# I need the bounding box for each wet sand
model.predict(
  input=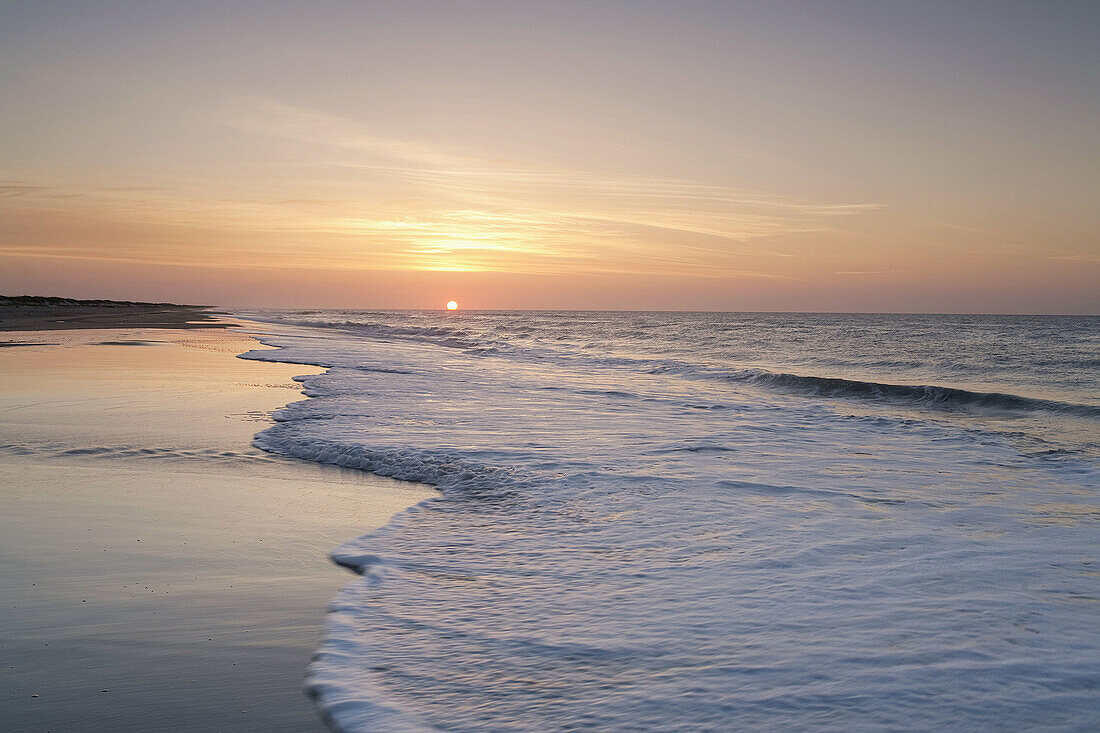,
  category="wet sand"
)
[0,323,436,732]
